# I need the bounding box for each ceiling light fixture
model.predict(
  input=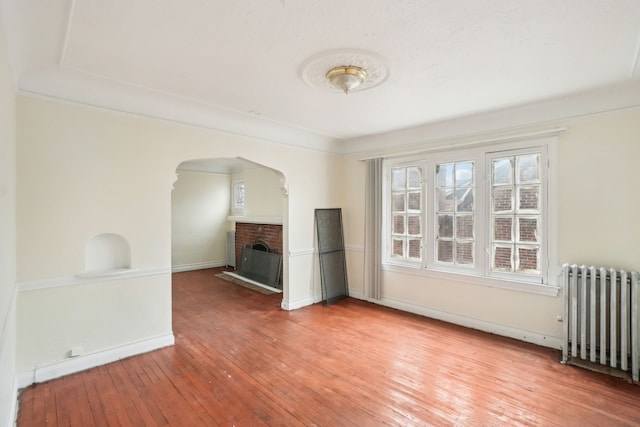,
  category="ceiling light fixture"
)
[326,66,368,94]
